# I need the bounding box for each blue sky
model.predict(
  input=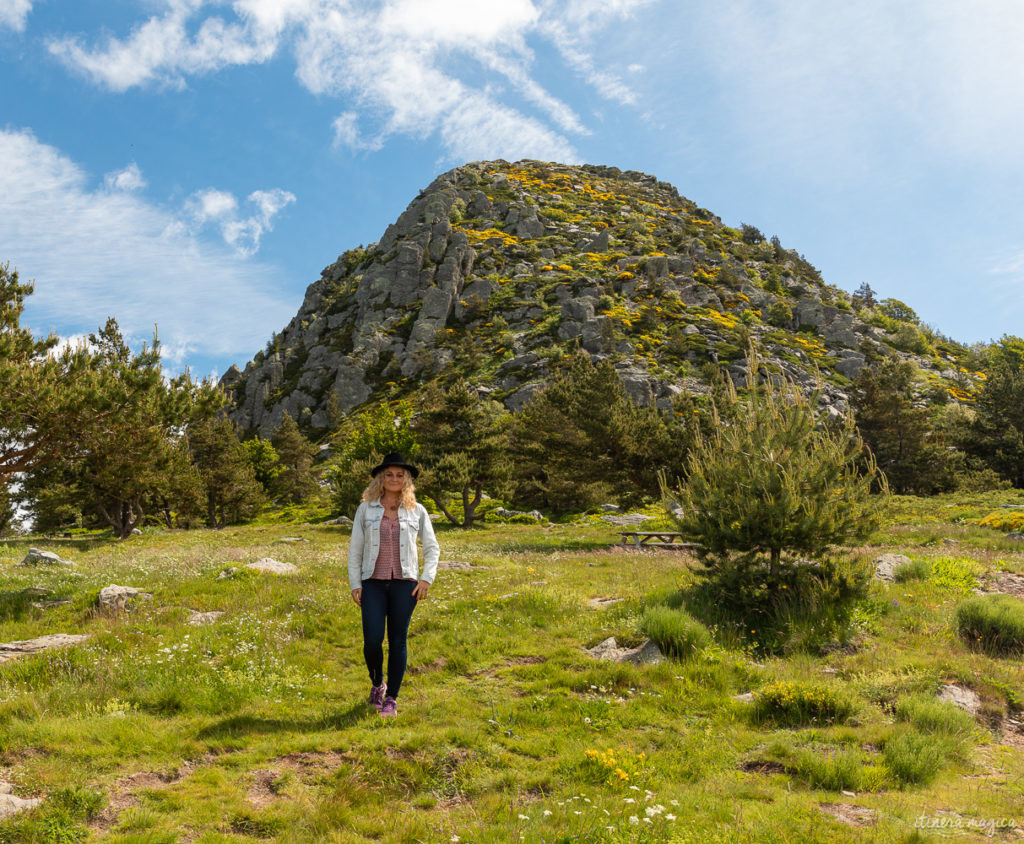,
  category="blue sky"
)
[3,0,1024,379]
